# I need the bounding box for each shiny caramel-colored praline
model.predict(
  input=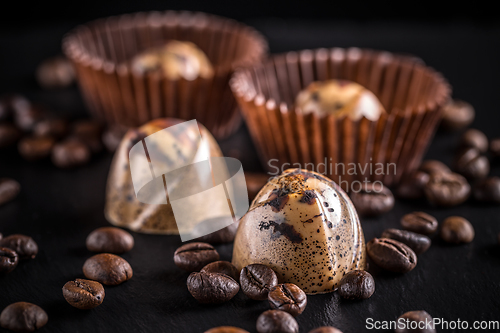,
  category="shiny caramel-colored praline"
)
[104,118,223,234]
[232,169,366,294]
